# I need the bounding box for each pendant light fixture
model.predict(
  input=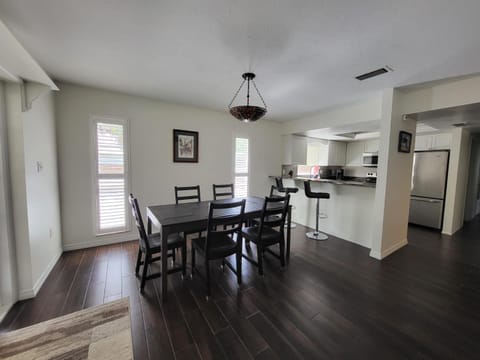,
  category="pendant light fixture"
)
[228,72,267,122]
